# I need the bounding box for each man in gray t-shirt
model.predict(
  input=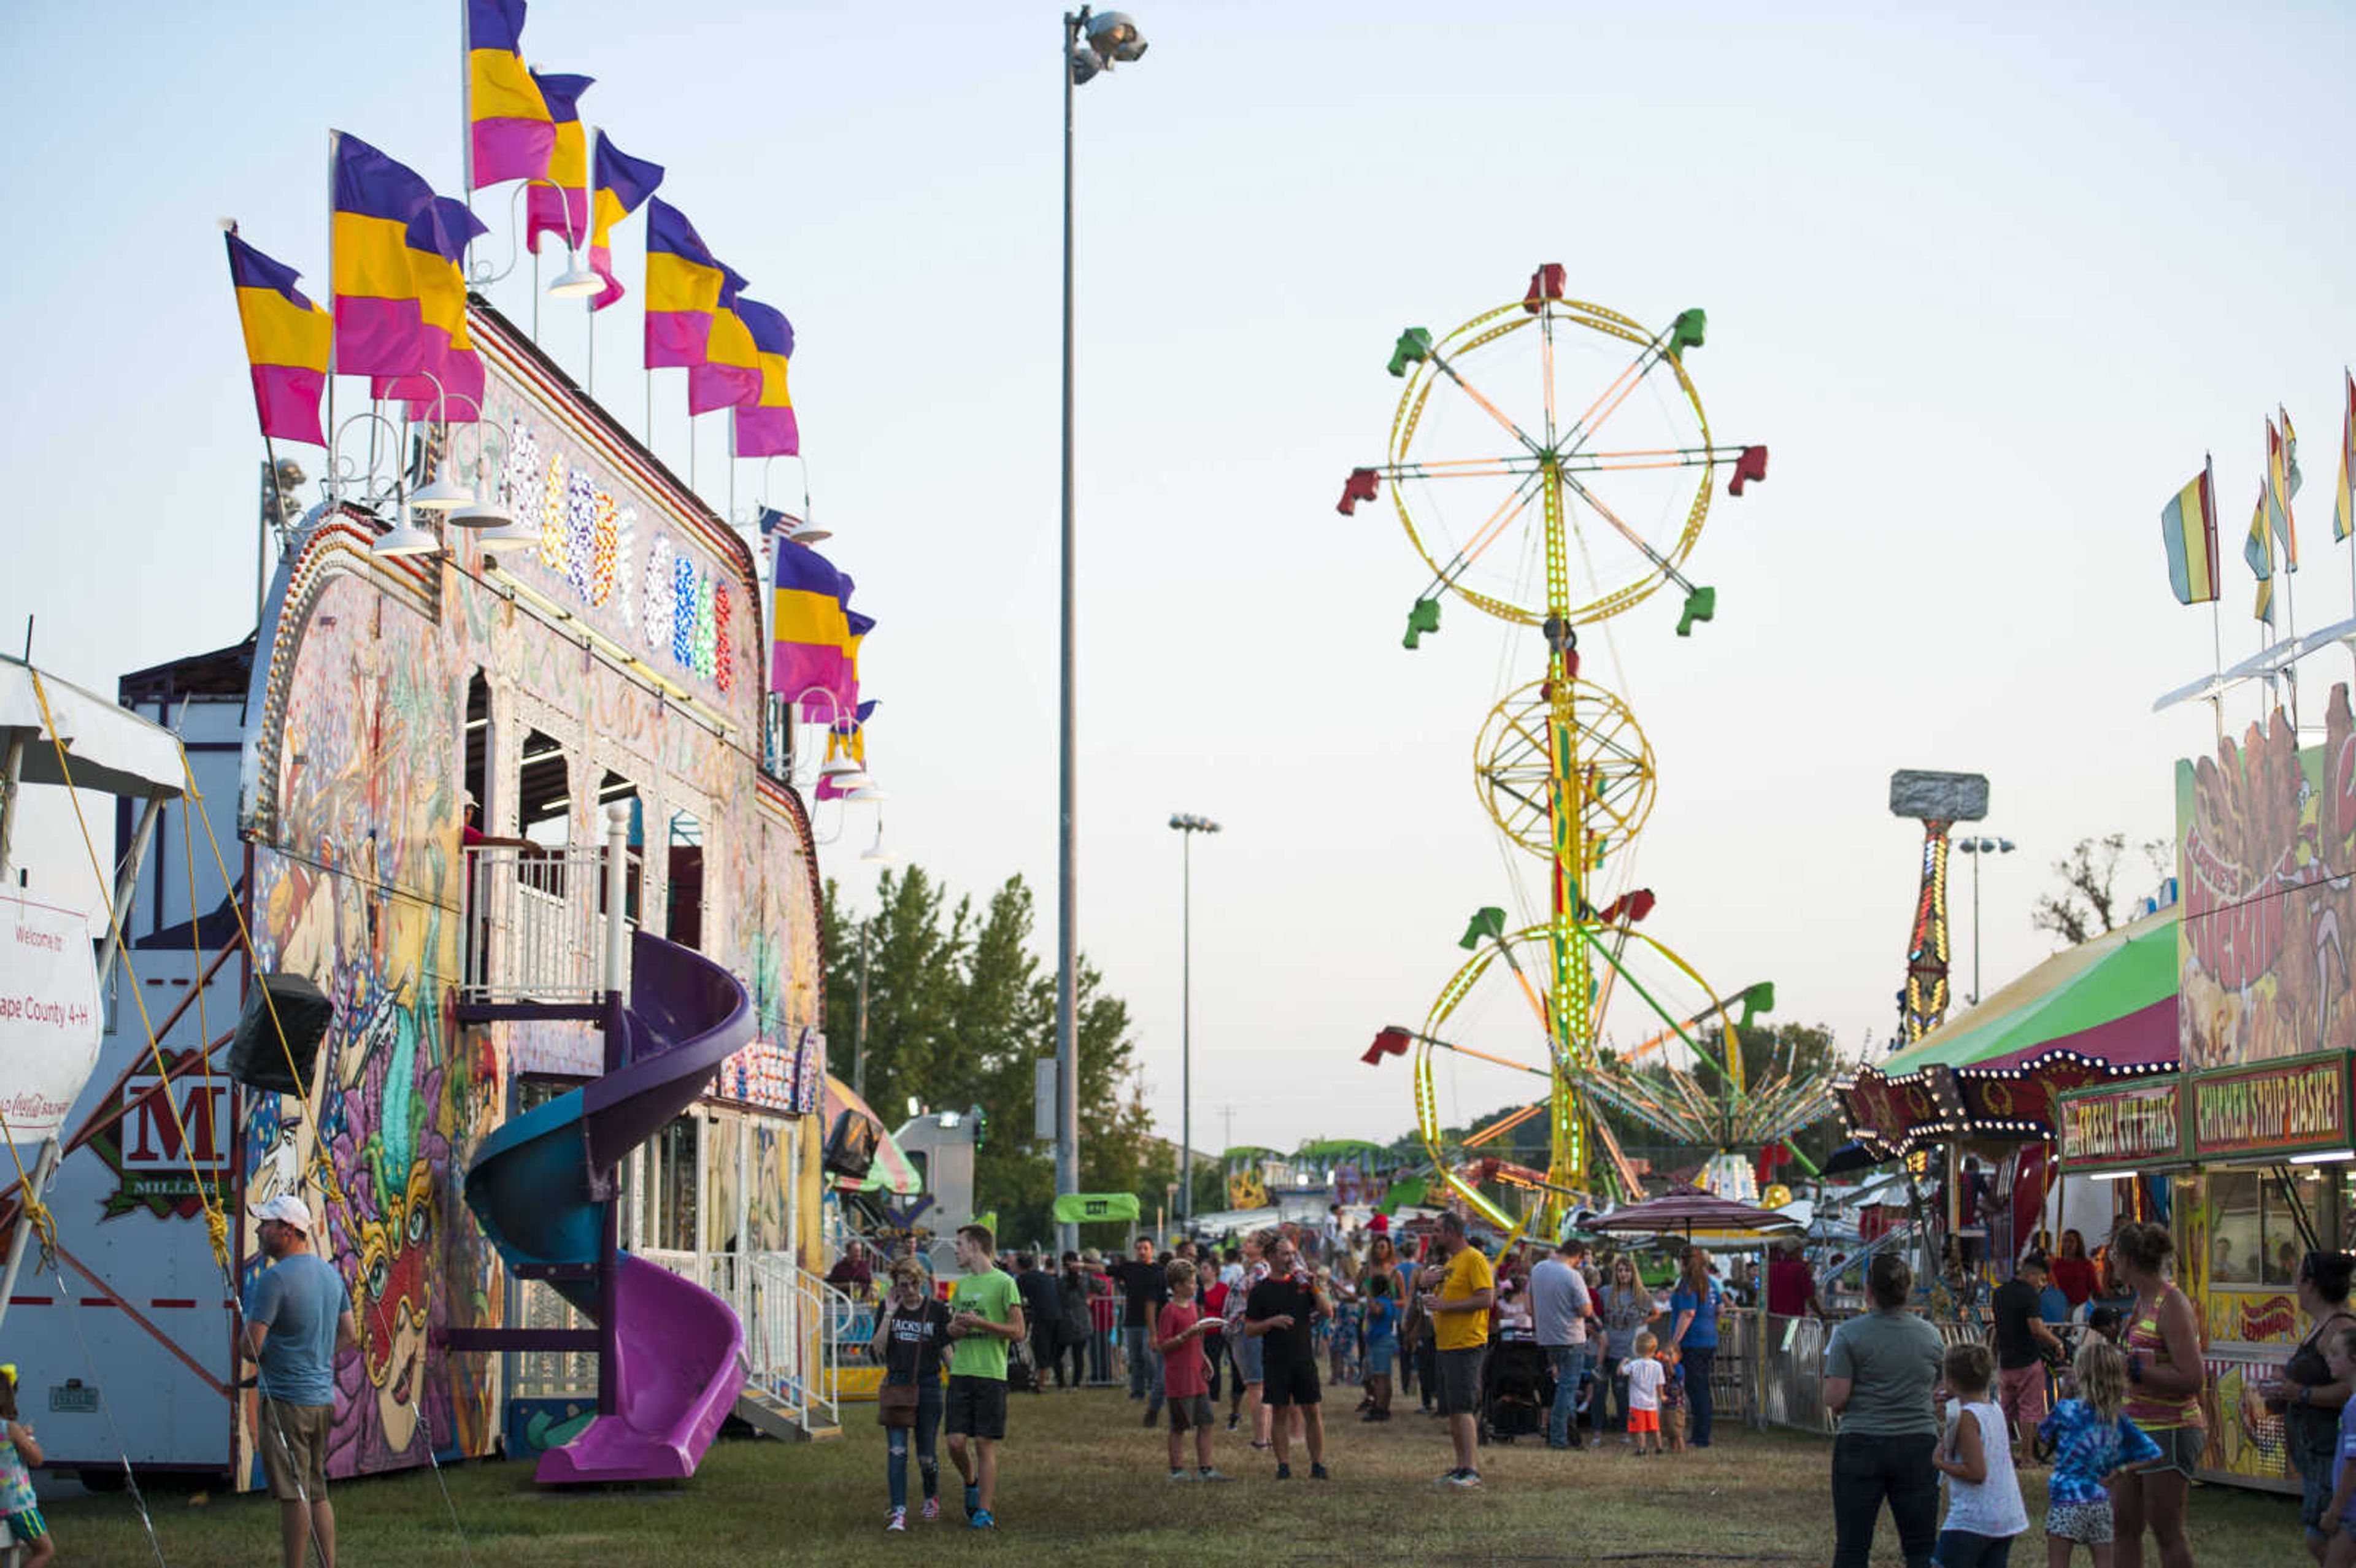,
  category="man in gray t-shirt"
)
[1528,1240,1593,1450]
[242,1194,356,1568]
